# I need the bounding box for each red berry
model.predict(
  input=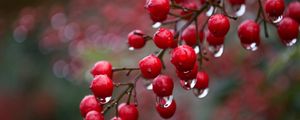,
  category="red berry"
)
[277,17,299,44]
[176,63,198,80]
[152,75,174,97]
[228,0,245,5]
[155,100,176,119]
[208,14,230,37]
[79,95,102,117]
[206,31,225,46]
[286,1,300,23]
[90,75,114,99]
[238,20,260,45]
[264,0,285,17]
[181,25,204,46]
[145,0,170,22]
[171,45,197,71]
[128,30,145,49]
[153,28,174,49]
[90,61,112,78]
[180,2,198,20]
[118,103,139,120]
[194,71,209,89]
[139,54,162,79]
[85,111,104,120]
